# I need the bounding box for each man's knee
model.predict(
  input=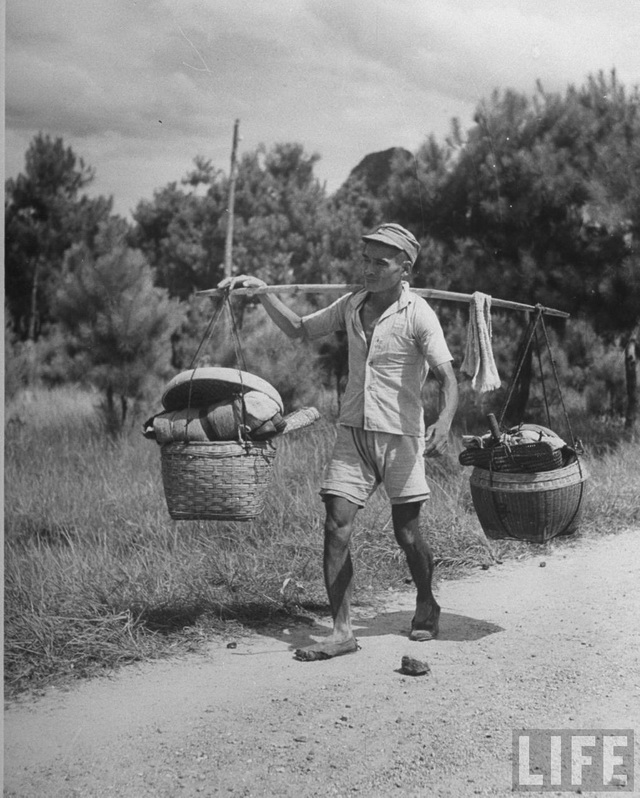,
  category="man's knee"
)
[324,513,353,550]
[392,502,422,548]
[324,497,358,550]
[395,527,424,552]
